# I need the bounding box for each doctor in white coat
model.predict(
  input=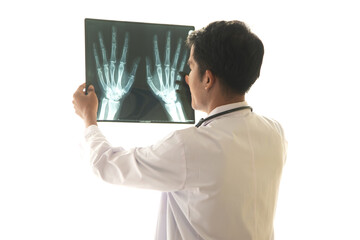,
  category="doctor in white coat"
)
[73,20,287,240]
